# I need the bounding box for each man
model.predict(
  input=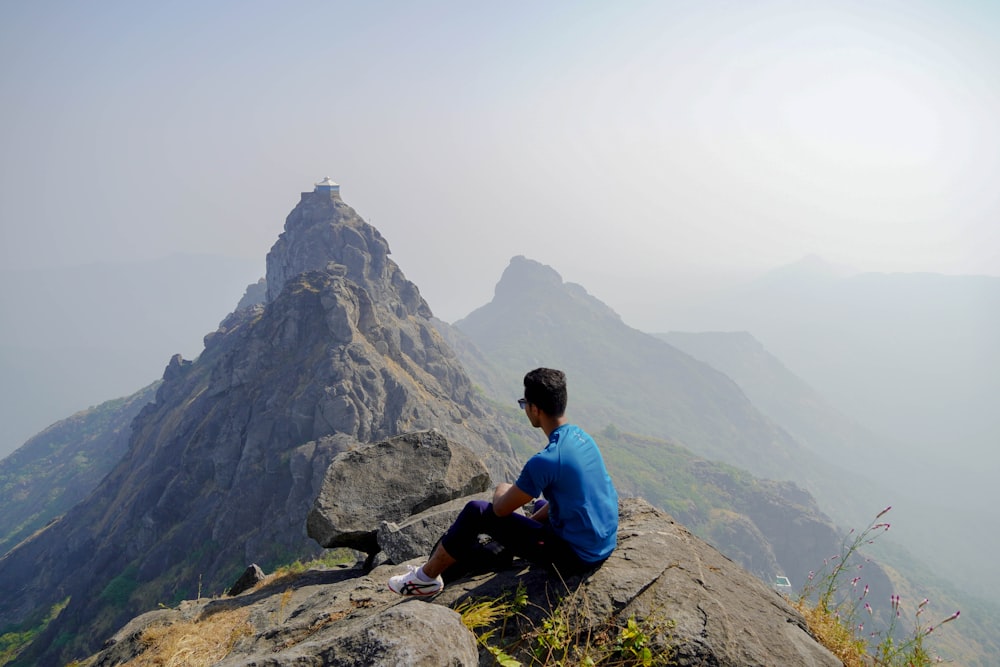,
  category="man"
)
[388,368,619,596]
